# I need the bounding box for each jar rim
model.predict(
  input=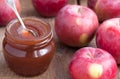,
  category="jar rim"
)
[5,17,53,45]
